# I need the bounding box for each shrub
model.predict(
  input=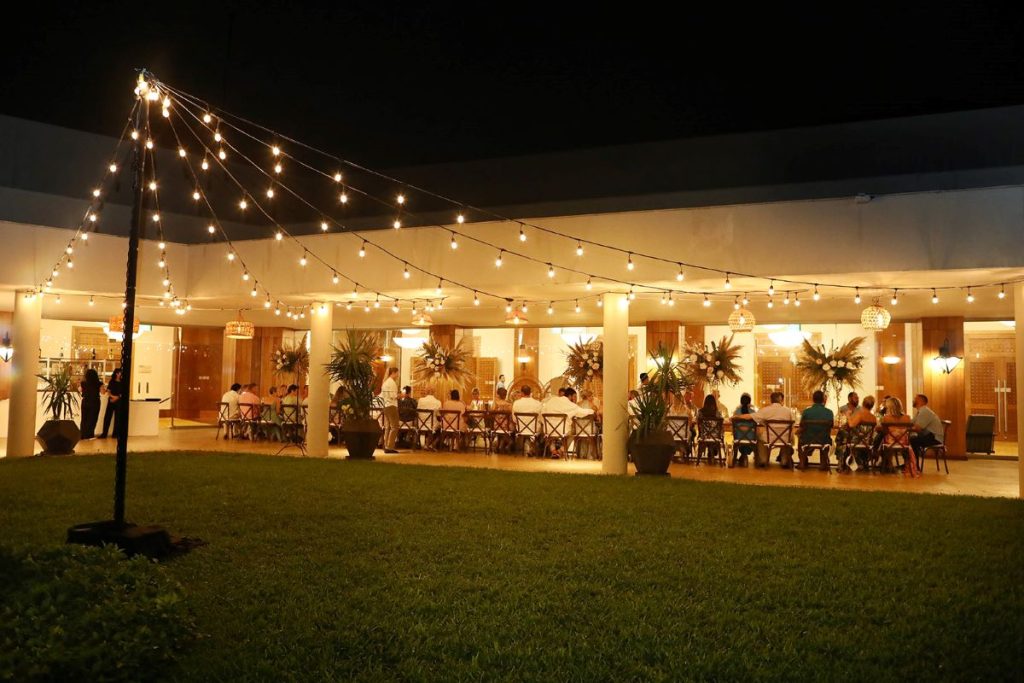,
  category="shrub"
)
[0,544,195,682]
